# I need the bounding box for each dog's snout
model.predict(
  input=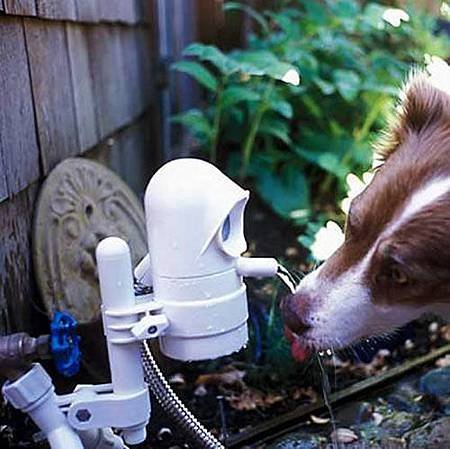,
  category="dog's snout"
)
[281,293,312,335]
